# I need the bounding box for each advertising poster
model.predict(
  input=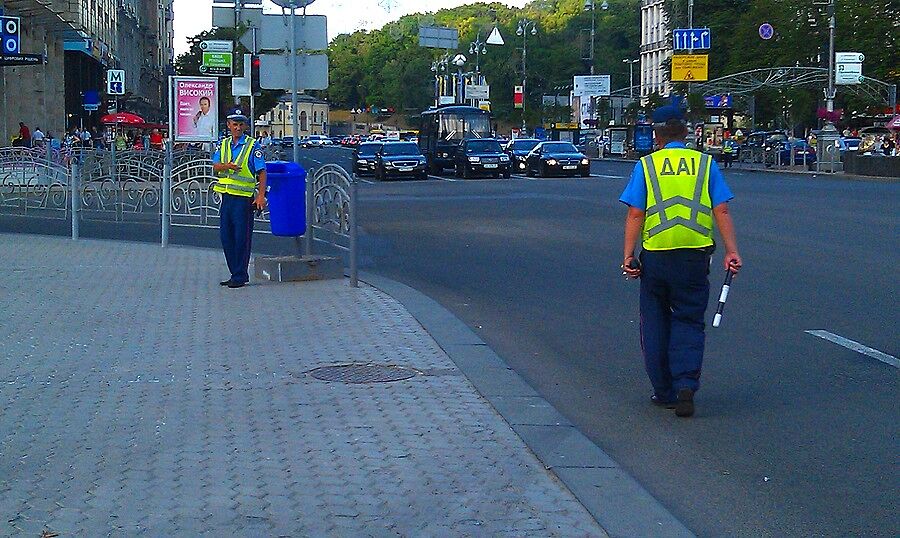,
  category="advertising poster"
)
[173,77,218,142]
